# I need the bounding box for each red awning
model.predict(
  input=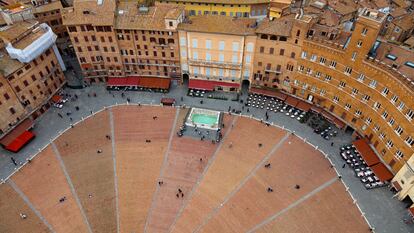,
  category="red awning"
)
[189,79,239,91]
[250,87,287,101]
[81,63,92,69]
[5,131,35,152]
[0,119,34,146]
[311,106,323,113]
[107,77,170,89]
[409,207,414,217]
[51,95,62,103]
[161,98,175,105]
[107,77,128,86]
[296,100,312,112]
[353,139,380,166]
[139,77,170,89]
[370,163,394,181]
[333,117,346,129]
[285,96,299,107]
